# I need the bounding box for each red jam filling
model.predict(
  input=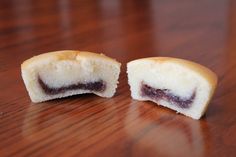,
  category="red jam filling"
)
[38,76,106,95]
[141,83,196,108]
